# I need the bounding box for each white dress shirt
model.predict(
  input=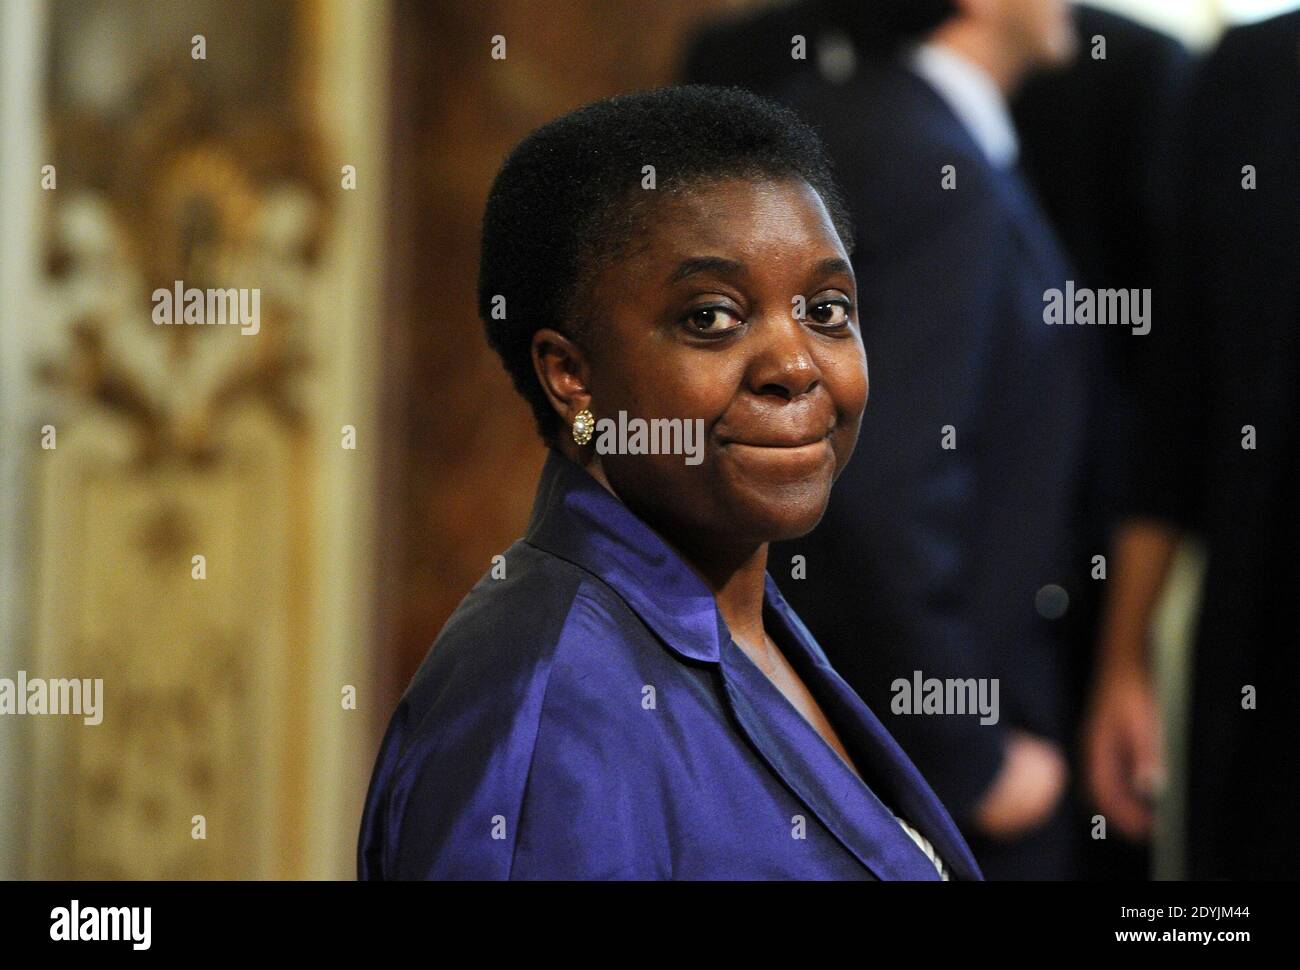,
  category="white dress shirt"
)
[906,41,1020,169]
